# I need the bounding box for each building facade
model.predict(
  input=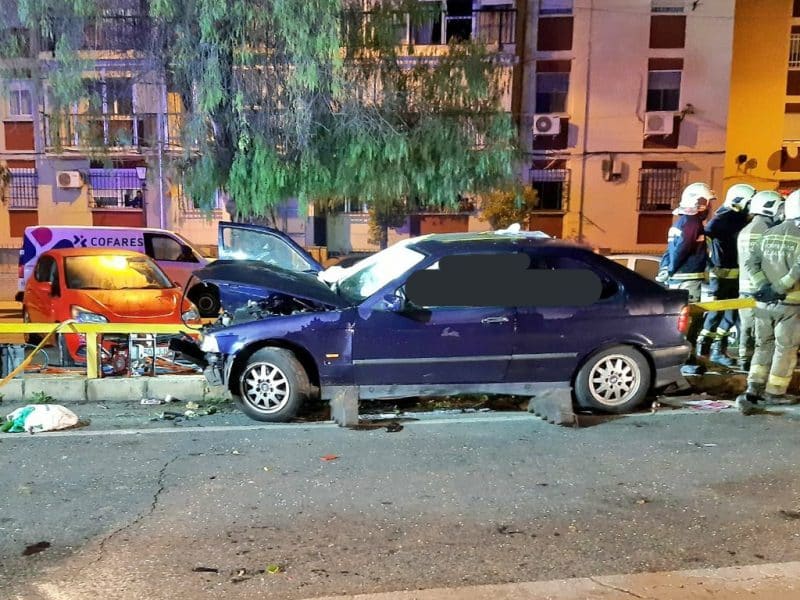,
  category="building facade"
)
[724,0,800,197]
[519,0,735,252]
